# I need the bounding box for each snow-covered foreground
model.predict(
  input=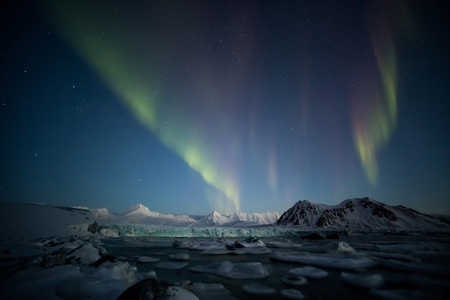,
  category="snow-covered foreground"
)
[1,234,449,299]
